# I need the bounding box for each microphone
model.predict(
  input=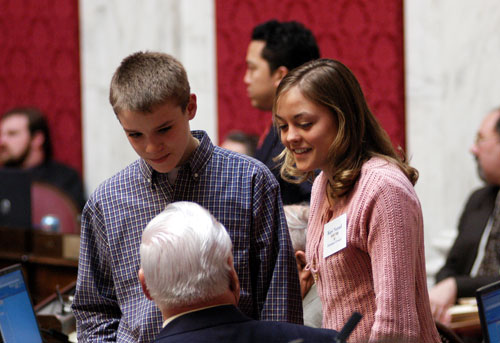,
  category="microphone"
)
[334,311,362,343]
